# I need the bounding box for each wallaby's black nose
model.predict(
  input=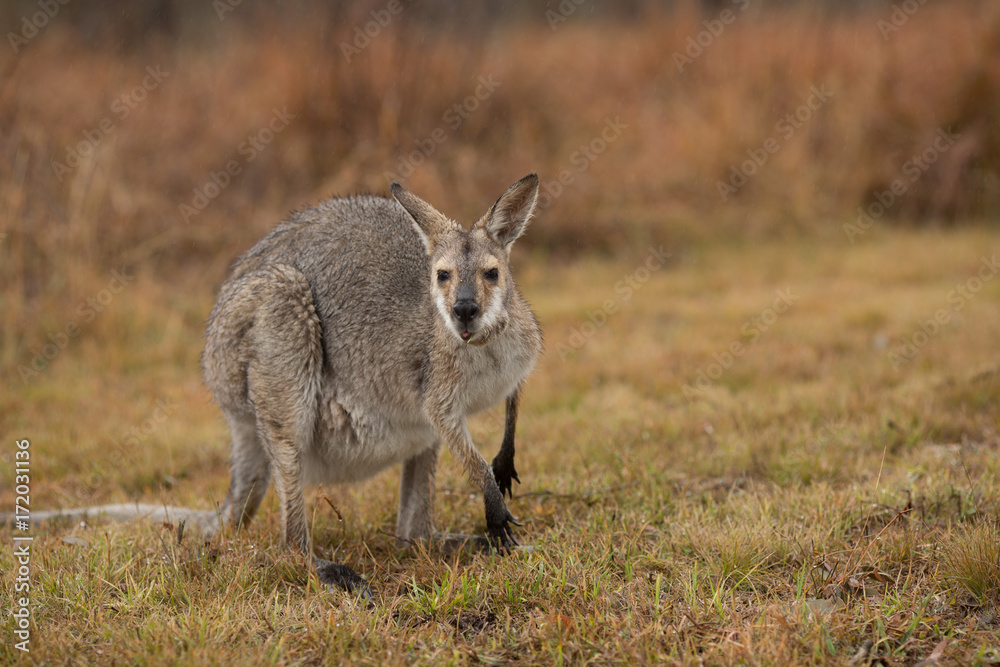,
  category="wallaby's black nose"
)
[453,300,479,324]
